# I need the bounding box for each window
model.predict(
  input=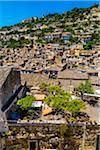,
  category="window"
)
[29,140,39,150]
